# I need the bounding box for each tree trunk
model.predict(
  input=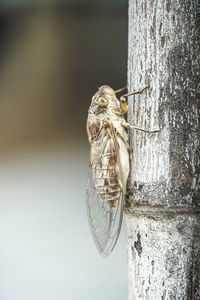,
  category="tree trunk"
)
[126,0,200,299]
